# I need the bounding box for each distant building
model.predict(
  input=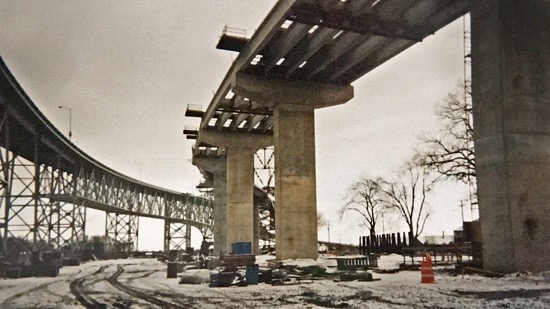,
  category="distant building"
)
[454,220,482,244]
[419,234,454,245]
[454,220,483,261]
